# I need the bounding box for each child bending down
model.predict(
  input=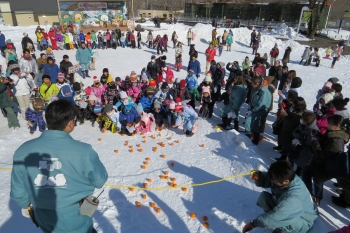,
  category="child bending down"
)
[25,98,46,134]
[174,103,198,137]
[119,104,141,136]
